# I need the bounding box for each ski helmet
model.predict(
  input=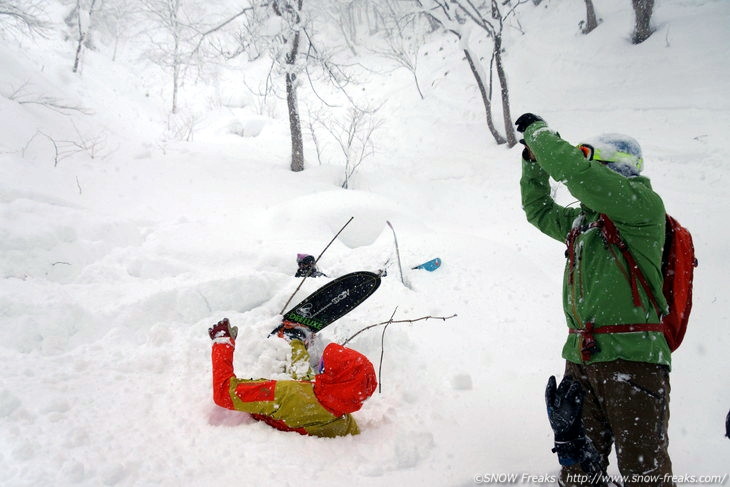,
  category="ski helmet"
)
[578,133,644,177]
